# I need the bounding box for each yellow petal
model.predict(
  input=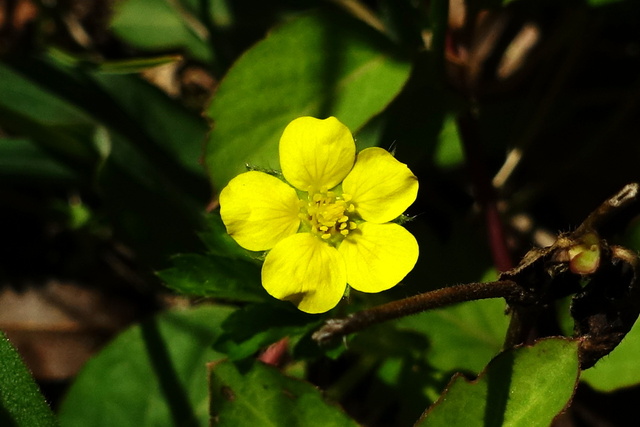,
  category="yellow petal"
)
[279,117,355,192]
[219,171,300,251]
[338,222,418,293]
[342,147,418,223]
[262,233,347,313]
